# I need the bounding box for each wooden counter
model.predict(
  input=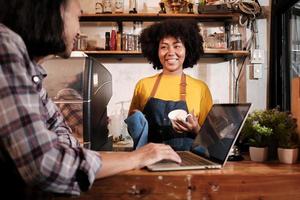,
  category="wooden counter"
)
[55,160,300,200]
